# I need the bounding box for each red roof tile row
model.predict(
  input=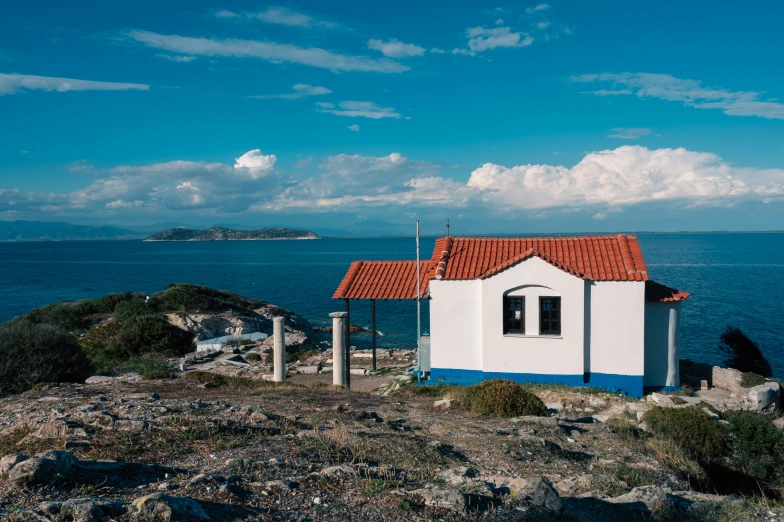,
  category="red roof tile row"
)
[432,235,649,281]
[333,234,688,301]
[645,281,690,303]
[332,260,433,300]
